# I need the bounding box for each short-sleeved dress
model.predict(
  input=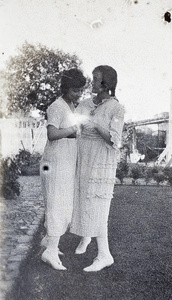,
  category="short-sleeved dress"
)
[40,97,77,237]
[70,97,124,237]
